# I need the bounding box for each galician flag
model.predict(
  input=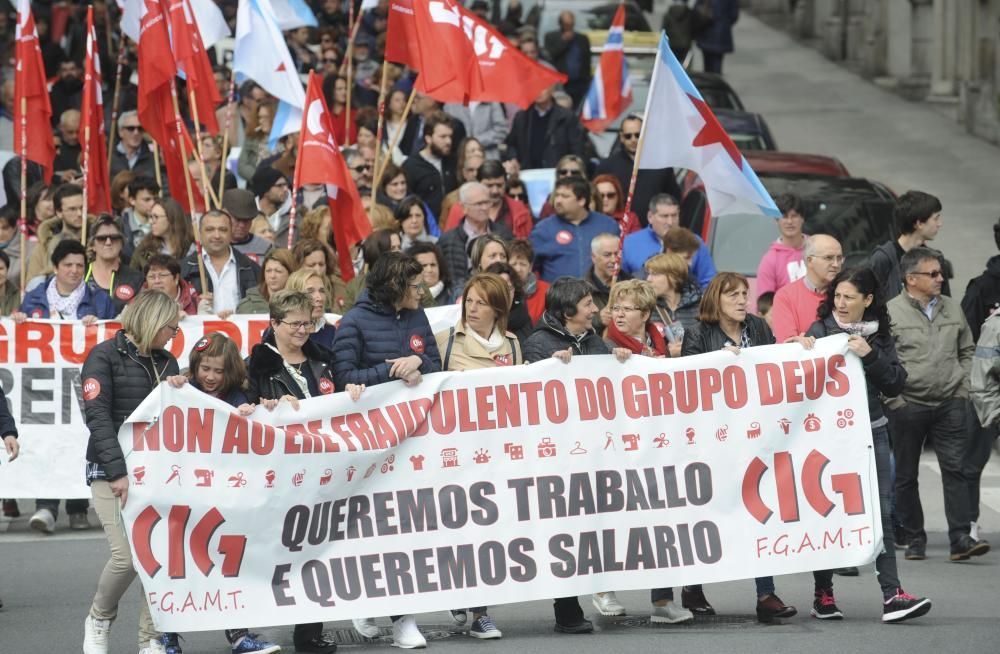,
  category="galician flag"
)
[581,3,632,133]
[638,34,778,218]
